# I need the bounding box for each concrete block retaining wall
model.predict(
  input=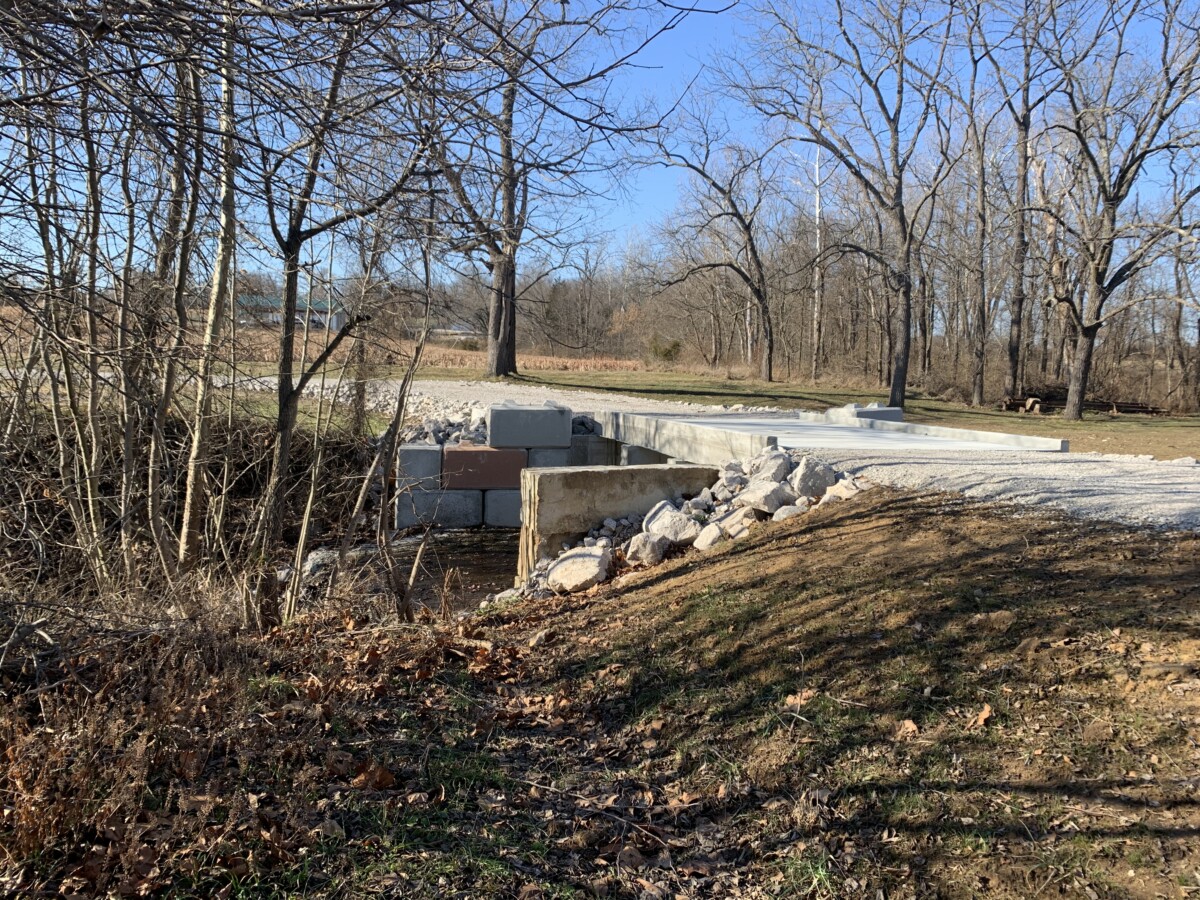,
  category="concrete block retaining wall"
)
[398,403,627,530]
